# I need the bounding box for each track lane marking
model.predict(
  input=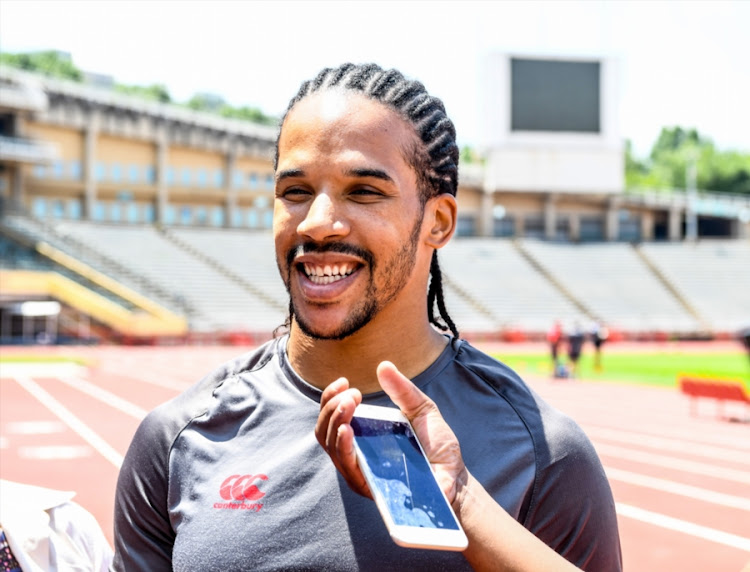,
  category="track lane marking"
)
[19,445,92,460]
[596,443,750,484]
[606,467,750,511]
[616,502,750,552]
[93,364,190,392]
[5,420,66,435]
[58,376,148,419]
[12,376,123,468]
[585,425,750,464]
